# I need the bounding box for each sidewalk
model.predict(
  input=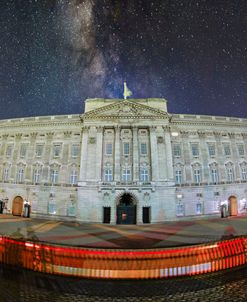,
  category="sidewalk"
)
[0,214,246,249]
